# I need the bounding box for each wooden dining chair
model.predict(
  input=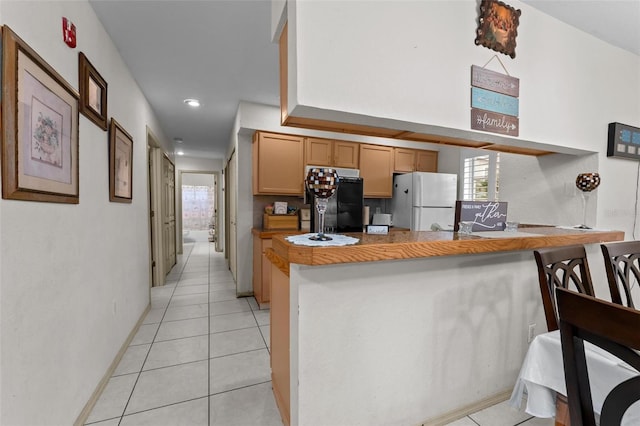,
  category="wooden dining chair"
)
[601,241,639,308]
[534,245,595,332]
[556,288,640,426]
